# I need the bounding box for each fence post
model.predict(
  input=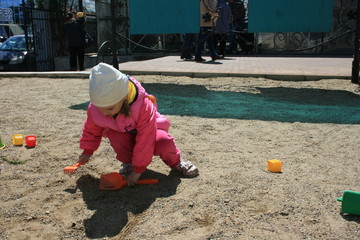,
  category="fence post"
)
[111,0,118,69]
[351,0,360,84]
